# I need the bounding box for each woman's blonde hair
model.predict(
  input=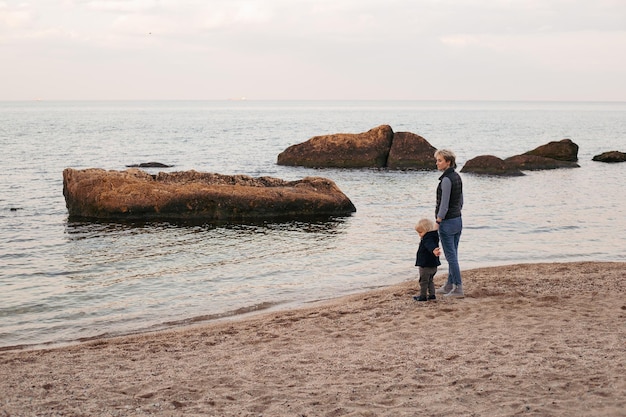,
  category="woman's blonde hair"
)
[415,218,435,233]
[434,149,457,168]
